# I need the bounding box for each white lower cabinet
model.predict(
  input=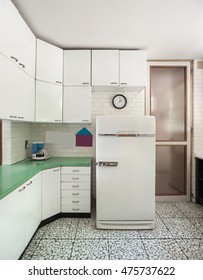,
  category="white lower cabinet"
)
[61,167,91,213]
[0,173,41,260]
[41,167,61,220]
